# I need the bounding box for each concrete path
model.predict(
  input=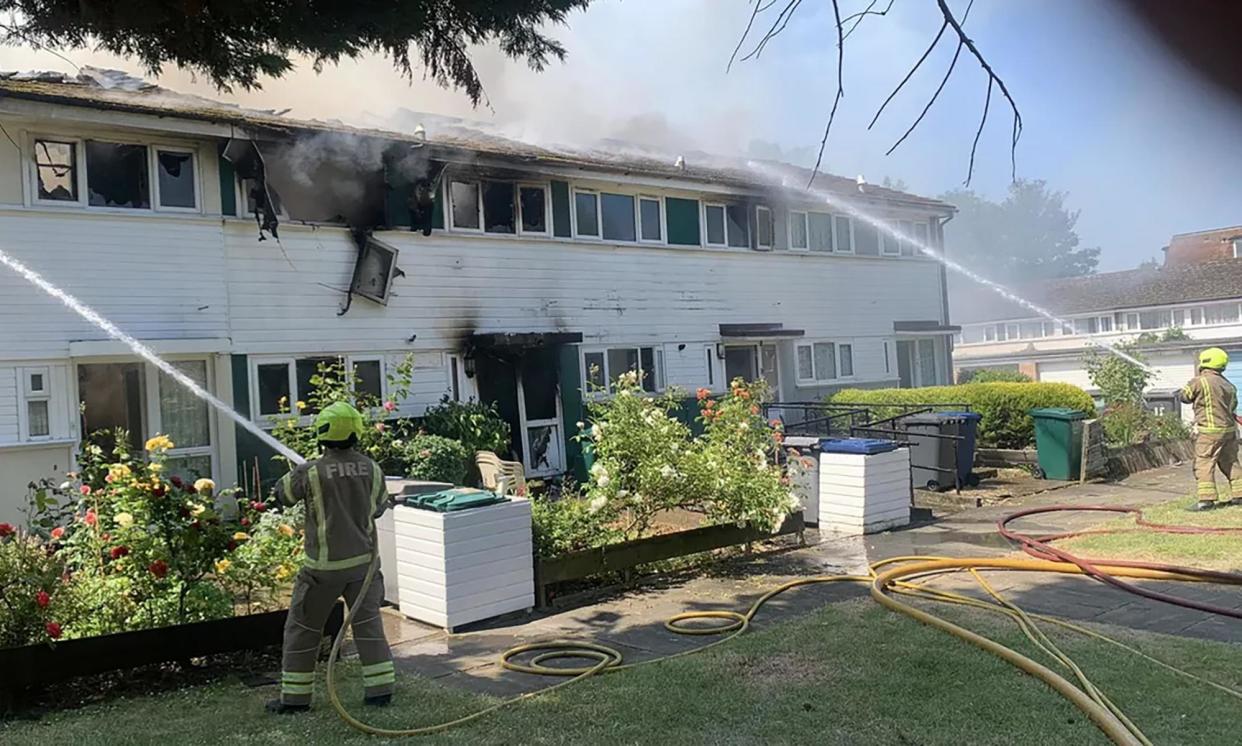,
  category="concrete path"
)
[376,464,1242,698]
